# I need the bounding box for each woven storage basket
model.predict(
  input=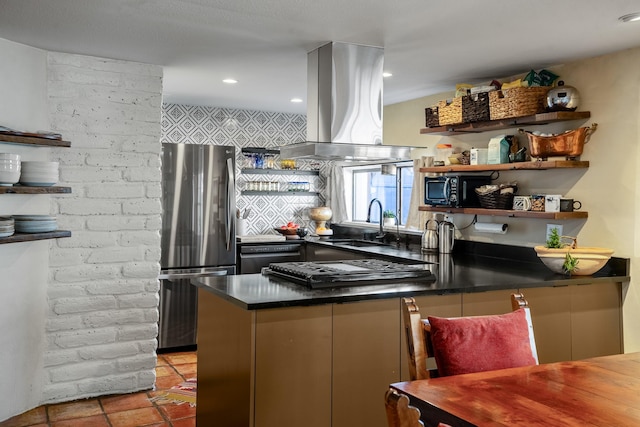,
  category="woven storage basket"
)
[489,87,550,120]
[425,106,439,127]
[462,92,491,123]
[438,98,463,126]
[476,186,517,210]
